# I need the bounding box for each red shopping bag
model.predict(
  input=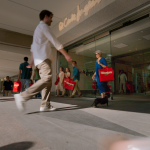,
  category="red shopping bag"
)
[92,81,97,89]
[99,67,114,82]
[108,84,112,93]
[13,80,21,92]
[63,78,75,91]
[55,77,59,85]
